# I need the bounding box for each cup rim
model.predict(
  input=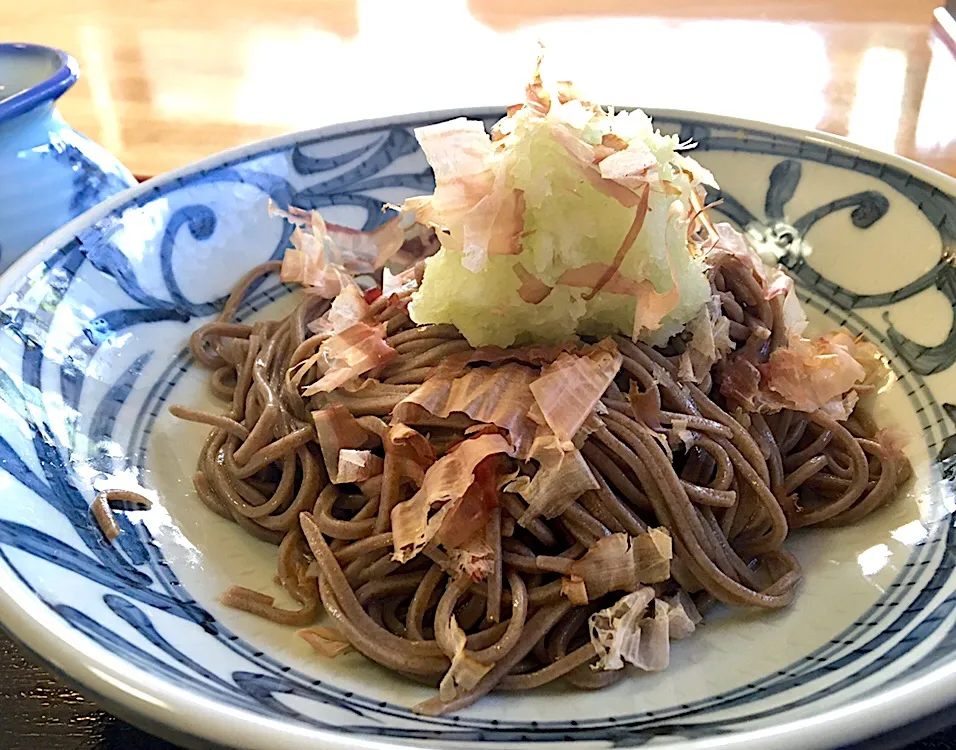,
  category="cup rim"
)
[0,42,79,126]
